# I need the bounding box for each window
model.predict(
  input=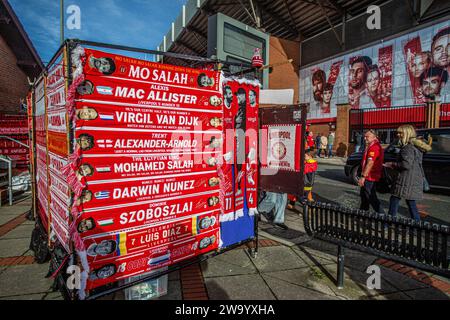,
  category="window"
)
[223,23,265,62]
[430,134,450,155]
